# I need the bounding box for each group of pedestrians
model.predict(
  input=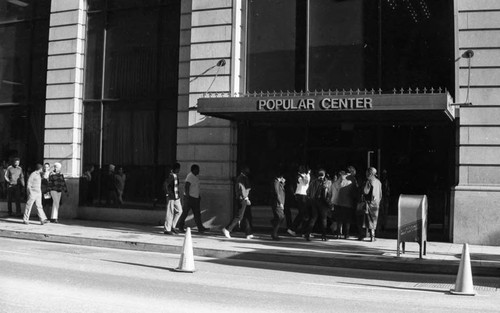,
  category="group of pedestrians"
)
[285,165,383,241]
[219,164,383,242]
[162,163,209,235]
[2,158,68,225]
